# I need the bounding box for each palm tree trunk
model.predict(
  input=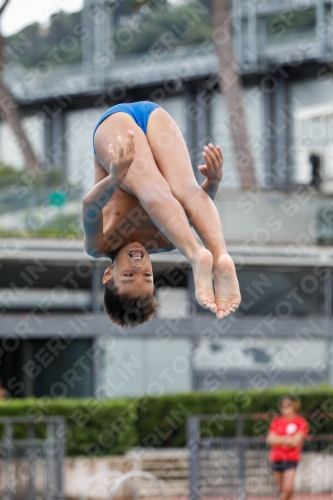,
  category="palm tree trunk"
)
[212,0,256,188]
[0,0,38,171]
[0,83,37,171]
